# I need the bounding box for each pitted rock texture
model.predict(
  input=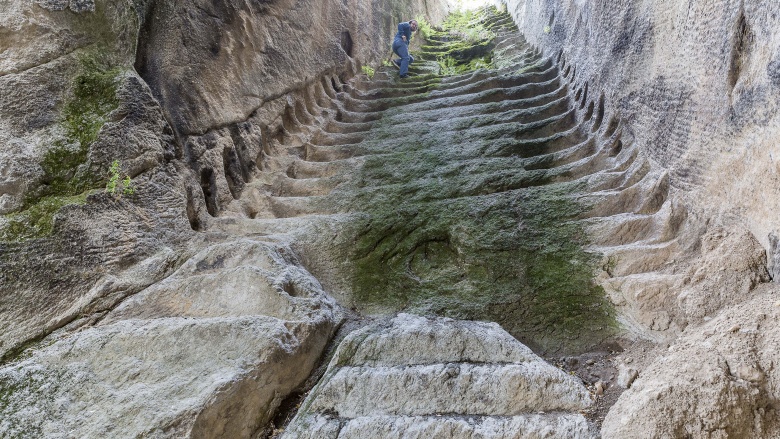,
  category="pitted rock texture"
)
[602,285,780,438]
[0,239,341,438]
[504,0,780,339]
[281,314,594,439]
[136,0,452,137]
[0,0,452,361]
